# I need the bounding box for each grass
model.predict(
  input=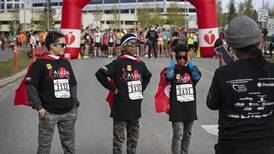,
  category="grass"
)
[0,48,32,79]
